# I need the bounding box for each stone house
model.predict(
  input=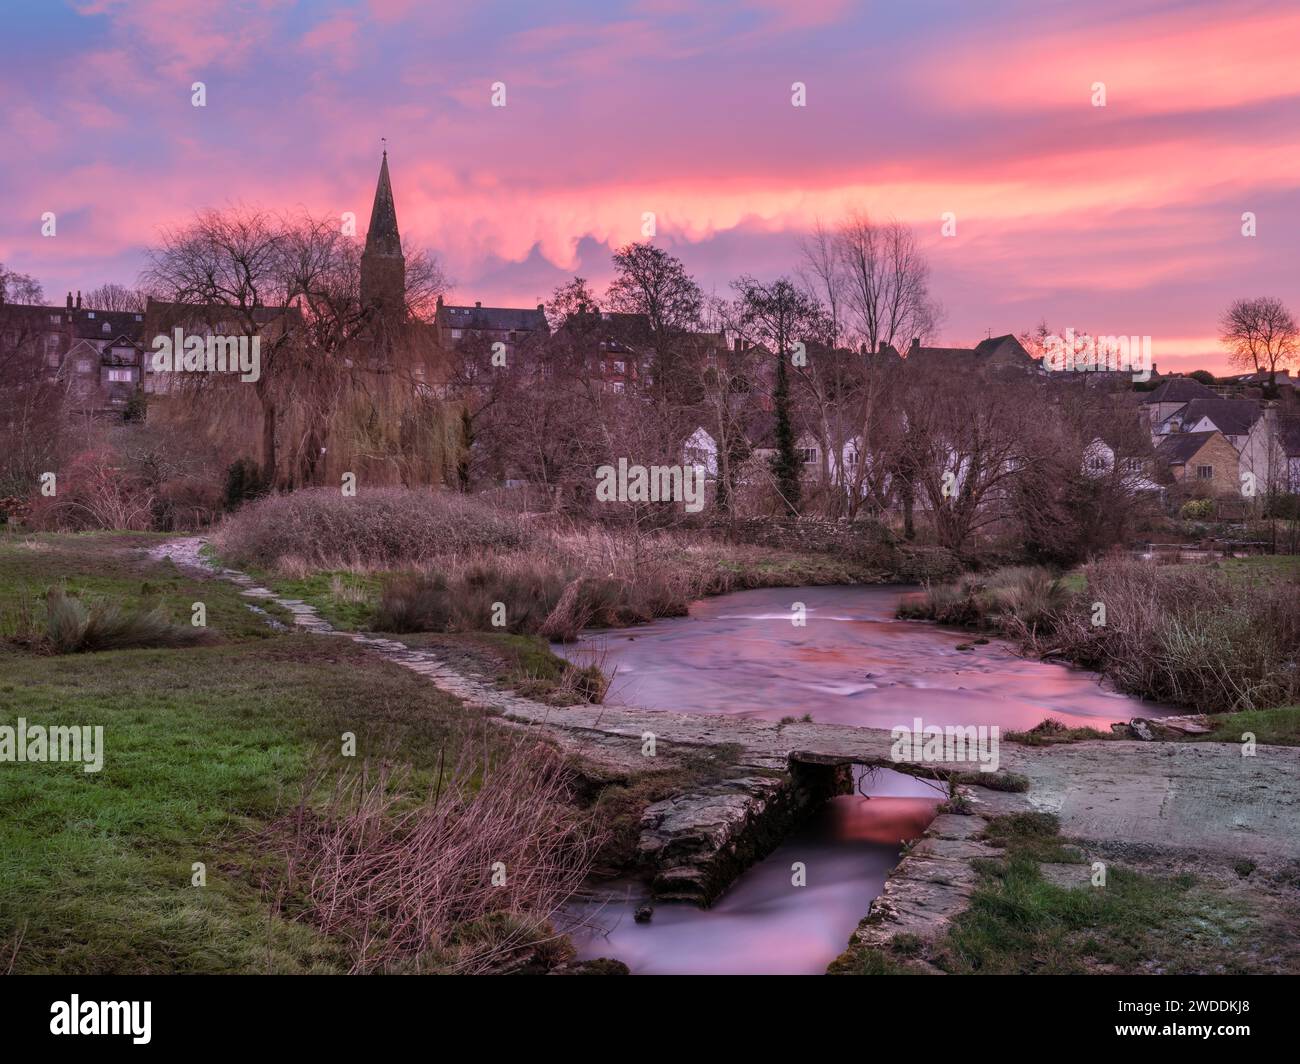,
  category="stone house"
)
[1153,430,1241,495]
